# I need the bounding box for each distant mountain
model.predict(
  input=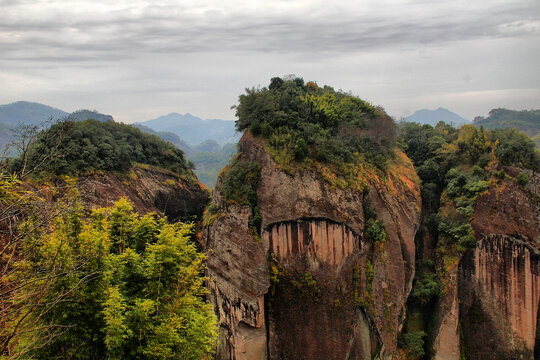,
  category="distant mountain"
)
[0,101,68,127]
[191,139,221,153]
[132,123,236,187]
[473,108,540,138]
[403,108,470,127]
[187,143,237,188]
[132,124,192,154]
[0,102,115,156]
[66,109,113,123]
[0,123,16,156]
[138,113,239,146]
